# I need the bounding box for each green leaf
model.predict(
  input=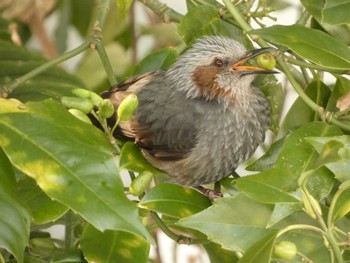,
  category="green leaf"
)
[267,203,303,228]
[178,194,273,252]
[275,122,342,175]
[81,224,150,263]
[238,231,277,263]
[250,25,350,70]
[115,0,133,20]
[0,99,152,243]
[140,183,211,218]
[279,81,331,138]
[246,138,284,171]
[119,142,164,175]
[17,176,68,224]
[0,40,85,101]
[326,77,350,111]
[307,136,350,182]
[275,122,341,199]
[203,242,239,263]
[177,5,244,45]
[0,148,30,263]
[332,186,350,223]
[236,168,300,204]
[133,47,178,75]
[301,0,350,25]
